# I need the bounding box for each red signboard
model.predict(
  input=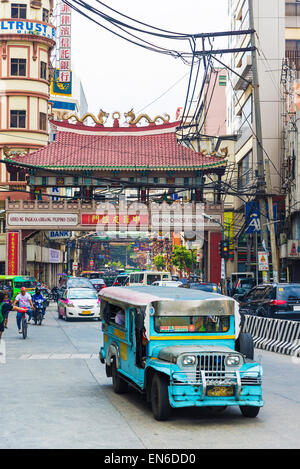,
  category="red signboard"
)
[209,231,222,284]
[7,231,19,275]
[81,213,148,226]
